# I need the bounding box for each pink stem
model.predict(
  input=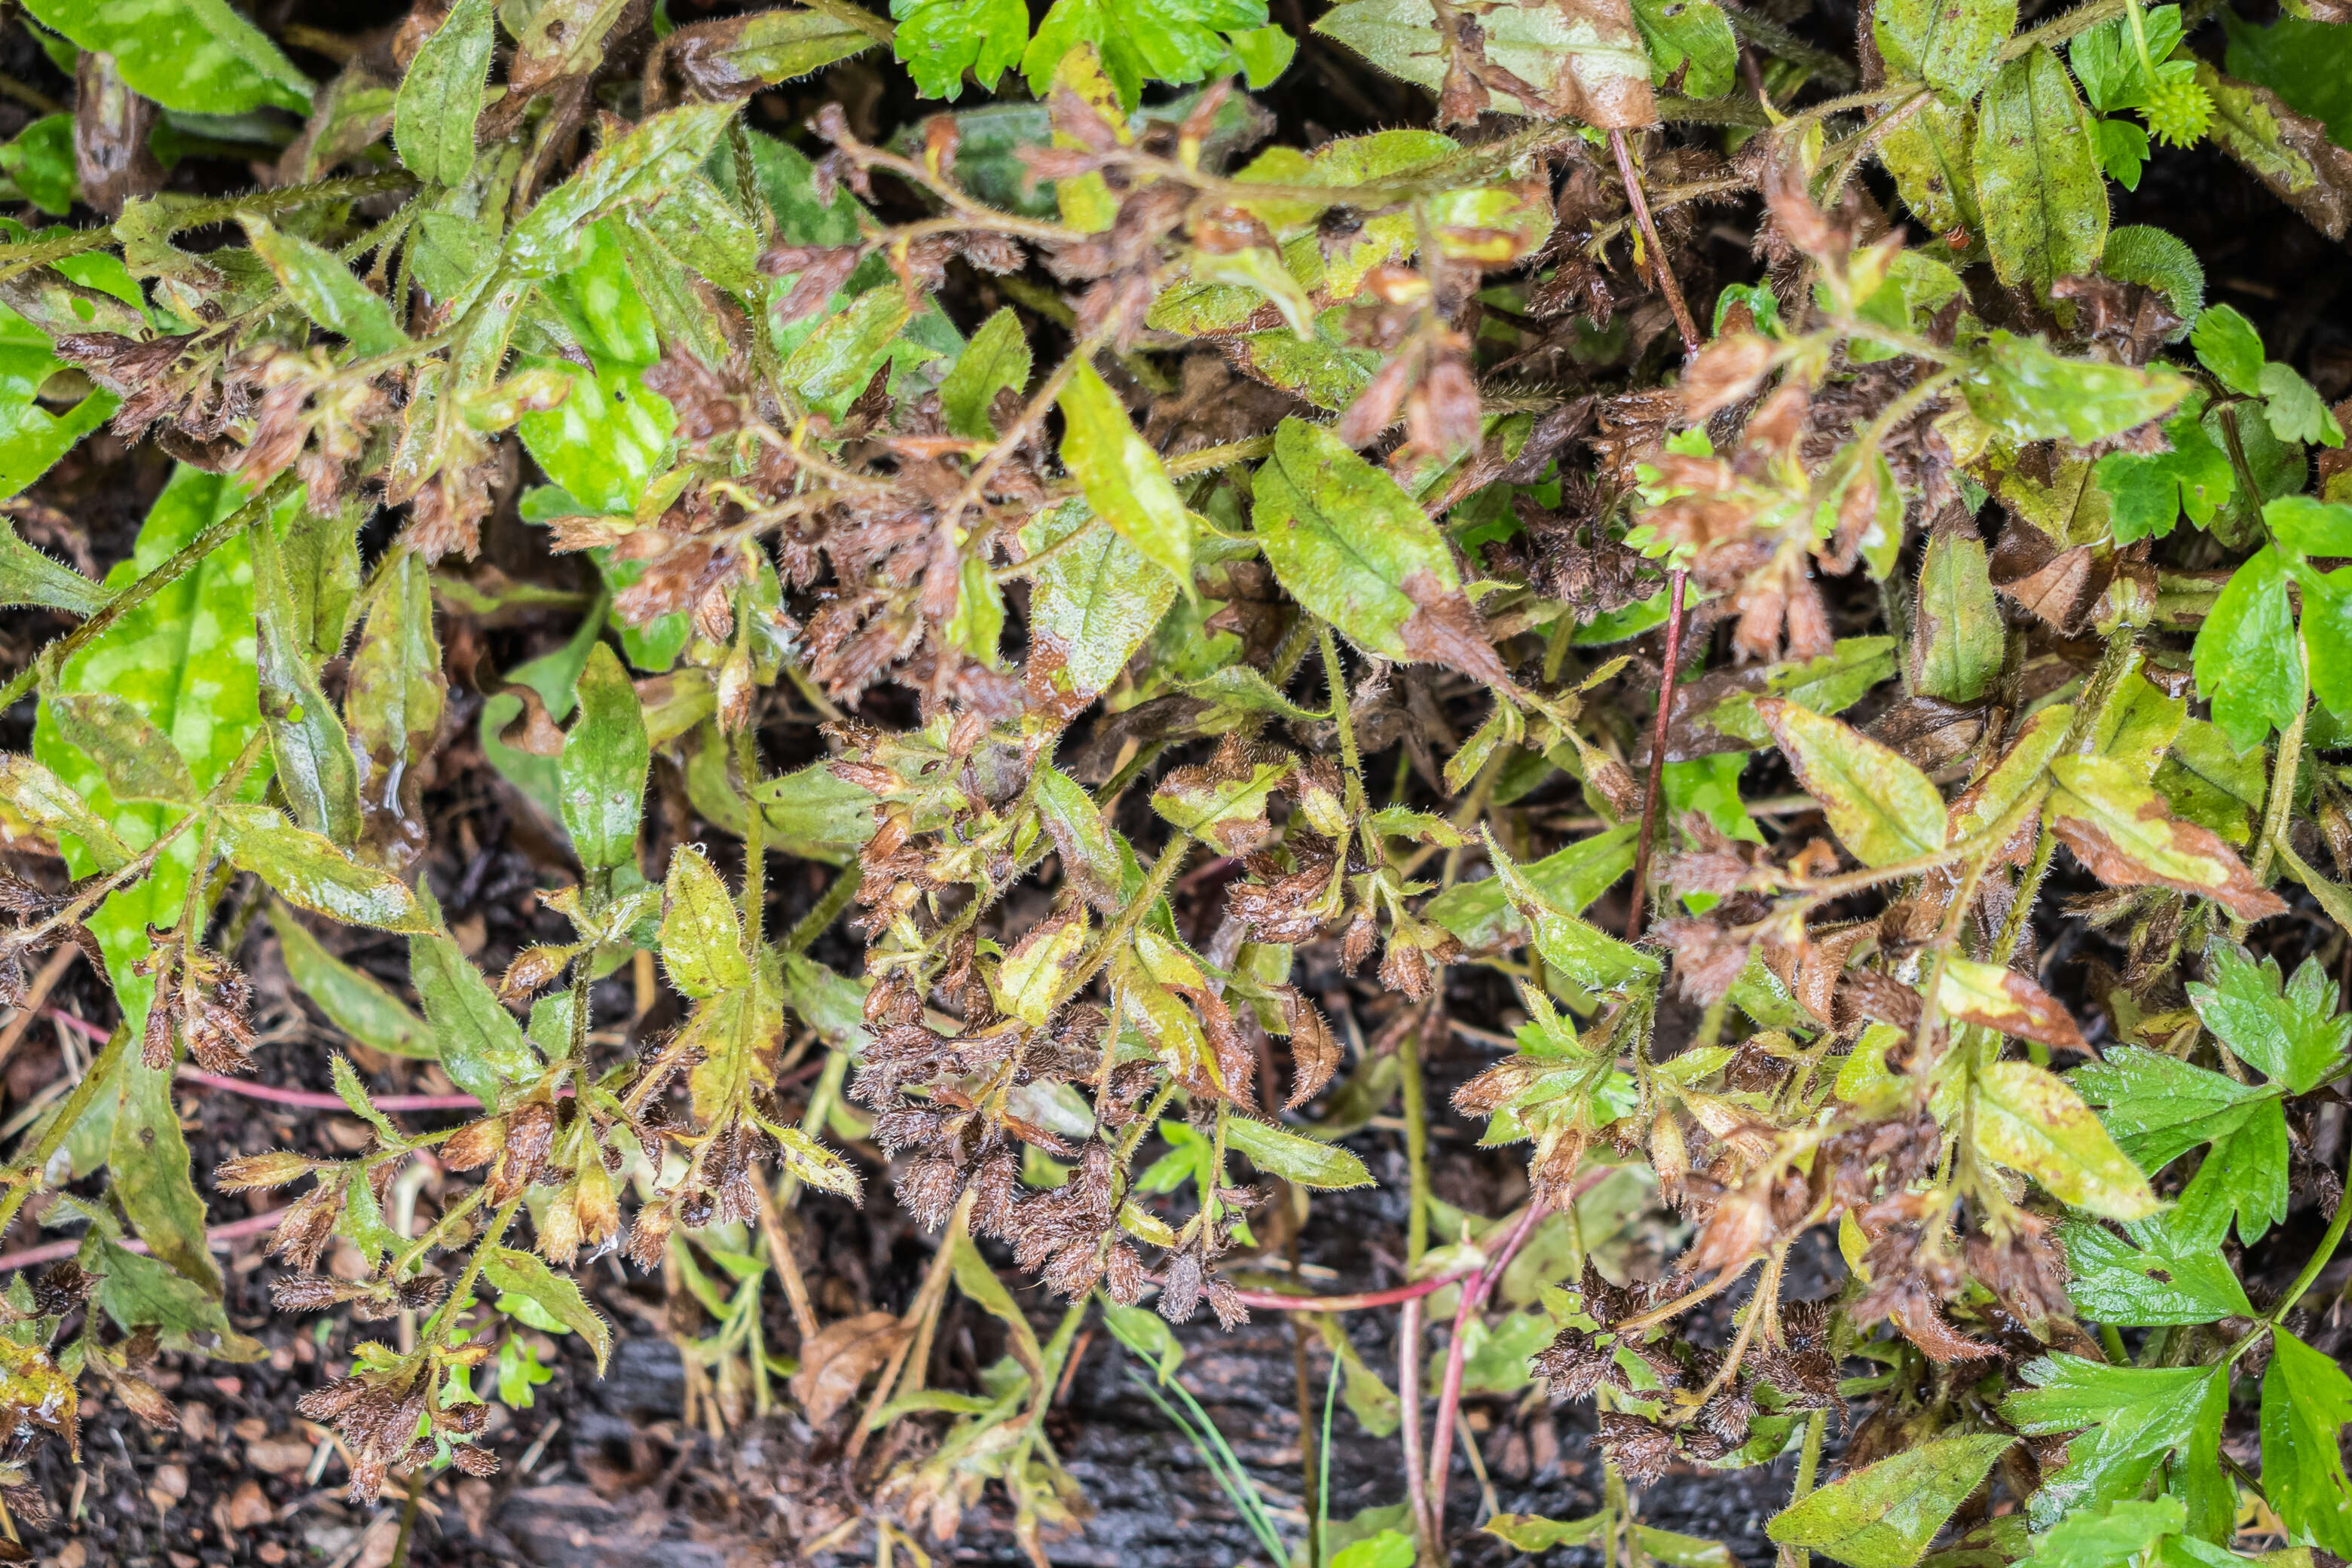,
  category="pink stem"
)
[1424,1202,1549,1545]
[1400,1294,1432,1555]
[0,1206,289,1272]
